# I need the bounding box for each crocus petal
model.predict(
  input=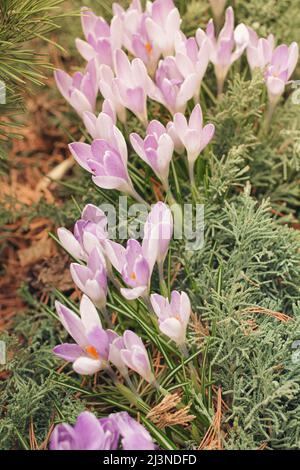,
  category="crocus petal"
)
[53,343,83,362]
[120,286,148,300]
[104,240,126,274]
[74,412,105,450]
[159,317,184,343]
[80,294,102,332]
[69,142,93,172]
[55,301,87,348]
[73,356,102,375]
[57,227,85,260]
